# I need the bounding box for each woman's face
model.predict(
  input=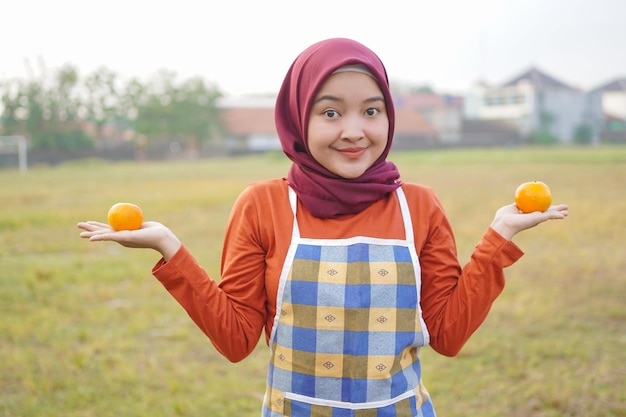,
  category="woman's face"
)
[306,71,389,179]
